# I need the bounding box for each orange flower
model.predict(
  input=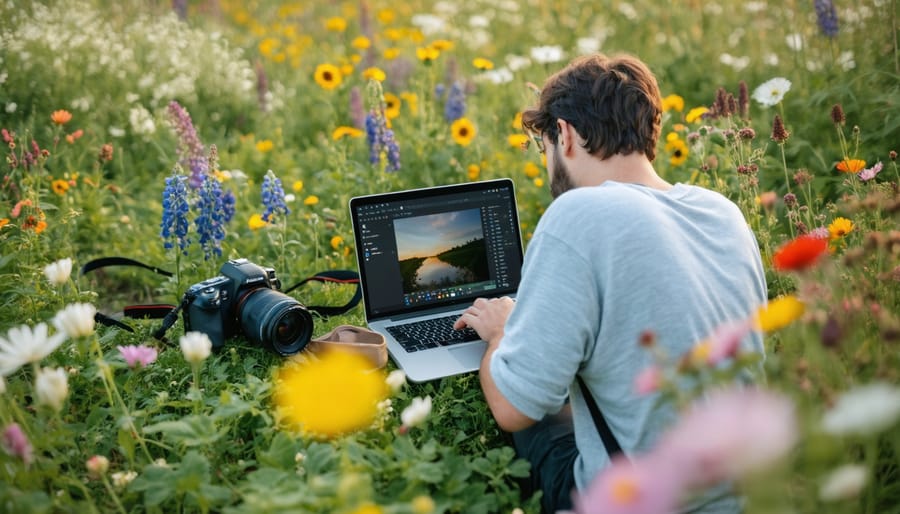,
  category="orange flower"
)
[51,110,73,125]
[0,218,9,229]
[836,159,866,173]
[772,235,829,272]
[65,129,84,144]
